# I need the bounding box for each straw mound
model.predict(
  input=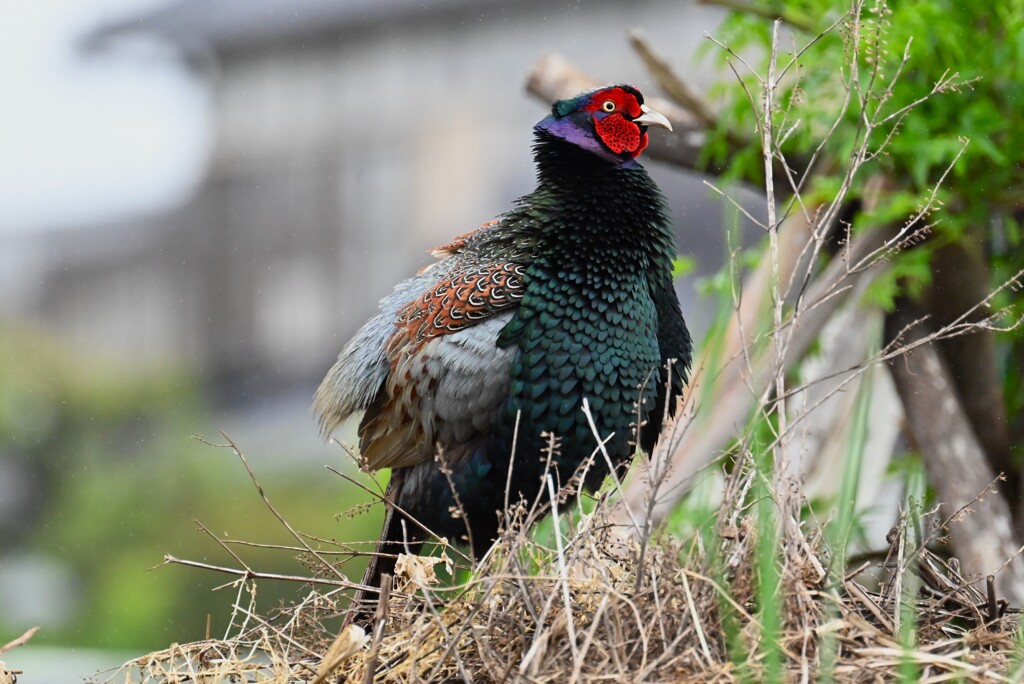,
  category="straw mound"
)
[104,472,1021,684]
